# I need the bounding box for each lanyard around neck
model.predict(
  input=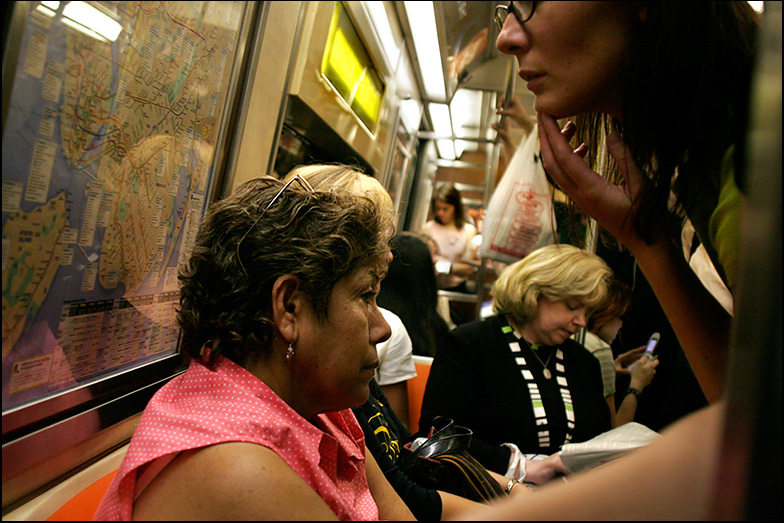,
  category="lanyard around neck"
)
[501,316,575,449]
